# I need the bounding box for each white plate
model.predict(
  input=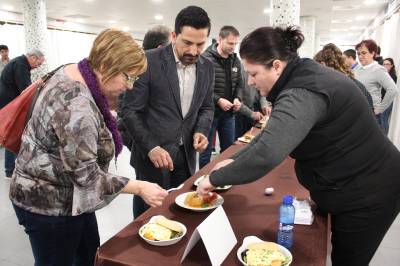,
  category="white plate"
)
[138,215,187,246]
[193,175,232,190]
[237,236,292,266]
[175,192,224,212]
